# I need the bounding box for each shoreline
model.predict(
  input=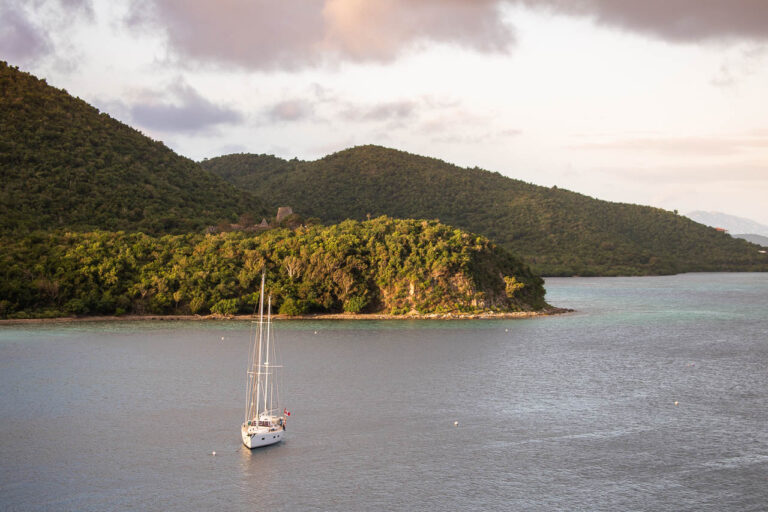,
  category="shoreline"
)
[0,307,573,325]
